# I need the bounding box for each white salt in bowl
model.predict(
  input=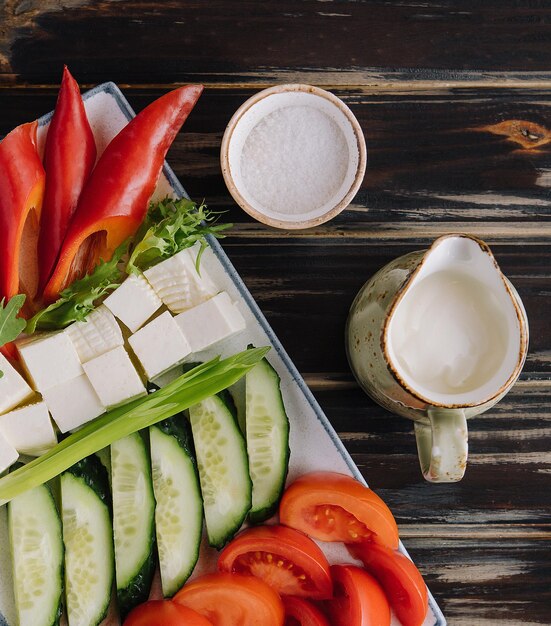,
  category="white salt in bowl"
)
[221,84,367,229]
